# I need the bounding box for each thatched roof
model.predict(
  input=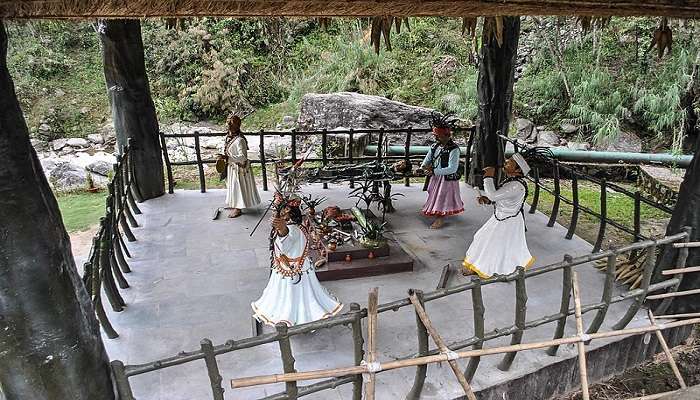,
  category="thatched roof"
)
[2,0,700,19]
